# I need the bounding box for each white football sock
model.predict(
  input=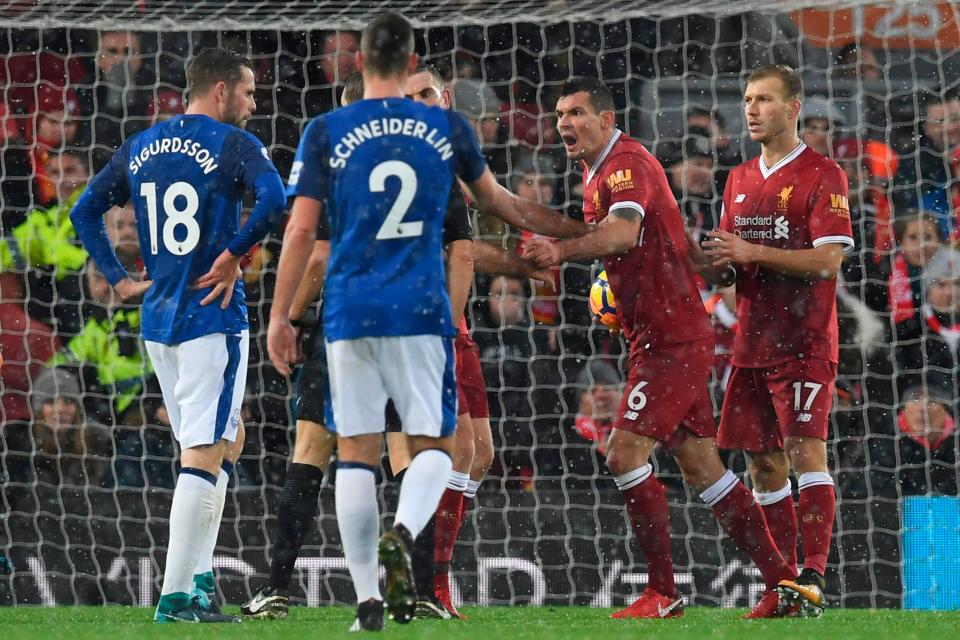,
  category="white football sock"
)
[160,470,219,597]
[194,465,230,577]
[394,449,453,539]
[335,465,381,603]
